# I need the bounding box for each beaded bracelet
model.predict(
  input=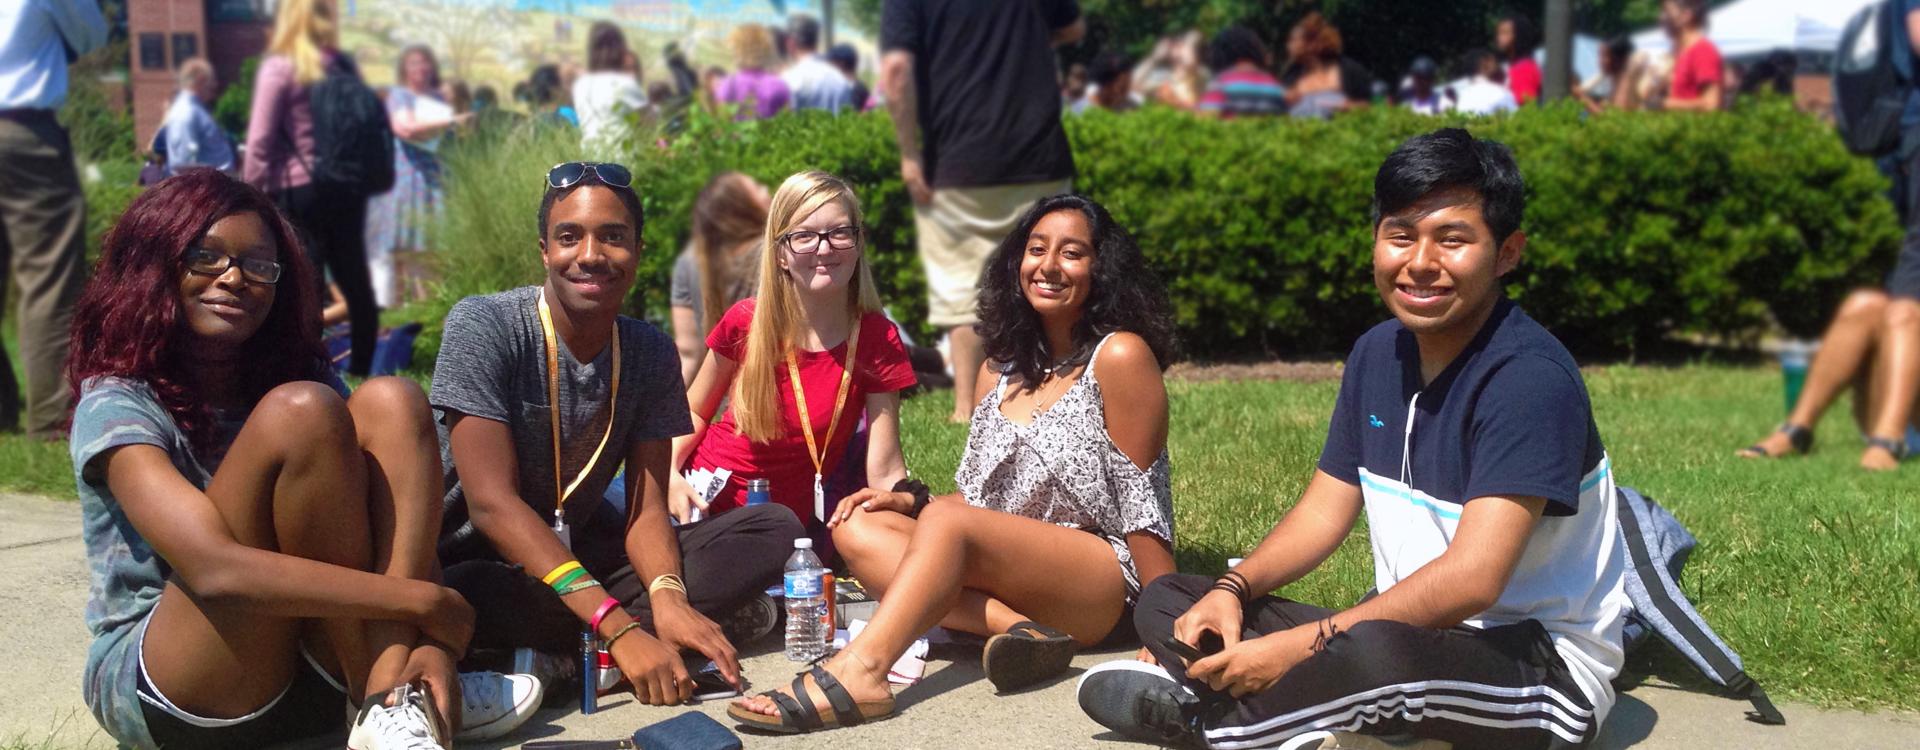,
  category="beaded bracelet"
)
[555,578,601,596]
[606,621,645,648]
